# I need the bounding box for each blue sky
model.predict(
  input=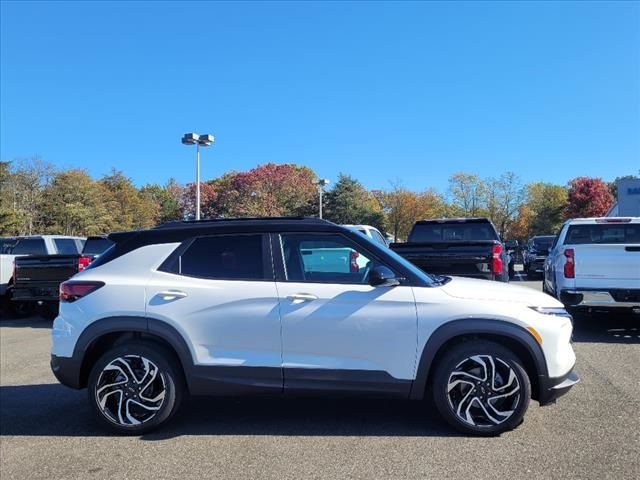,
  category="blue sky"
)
[1,1,639,193]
